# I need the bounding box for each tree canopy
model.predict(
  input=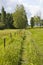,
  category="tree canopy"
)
[13,5,28,29]
[30,17,34,28]
[0,5,28,29]
[0,7,14,29]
